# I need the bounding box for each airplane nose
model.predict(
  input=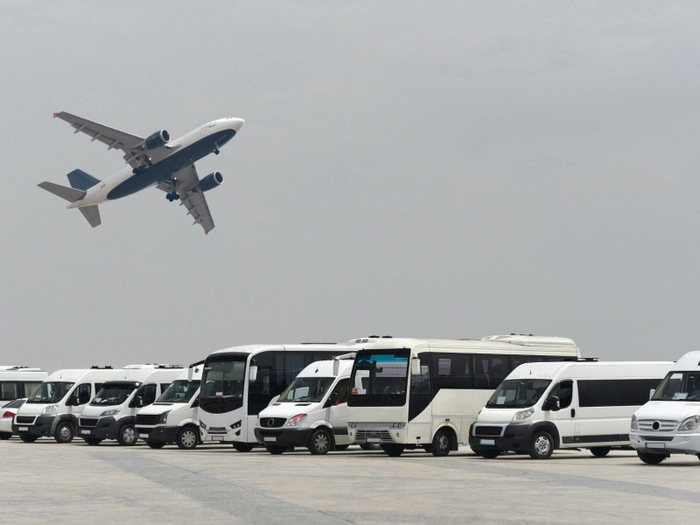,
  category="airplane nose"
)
[231,118,244,132]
